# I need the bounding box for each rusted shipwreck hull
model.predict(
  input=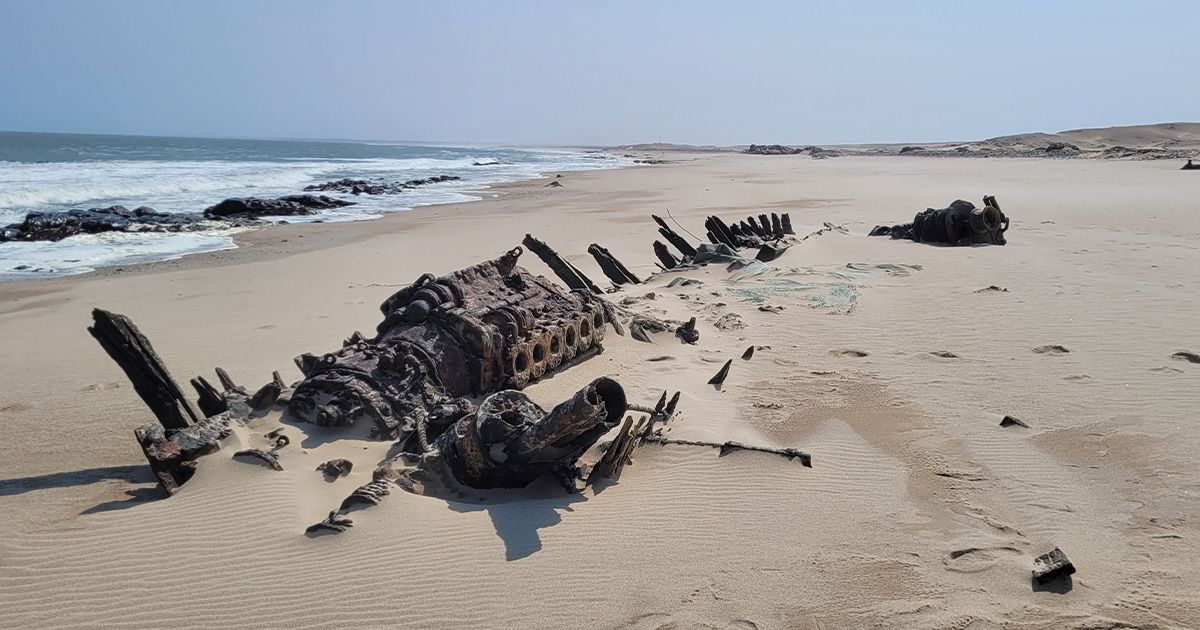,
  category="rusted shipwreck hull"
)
[93,247,624,496]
